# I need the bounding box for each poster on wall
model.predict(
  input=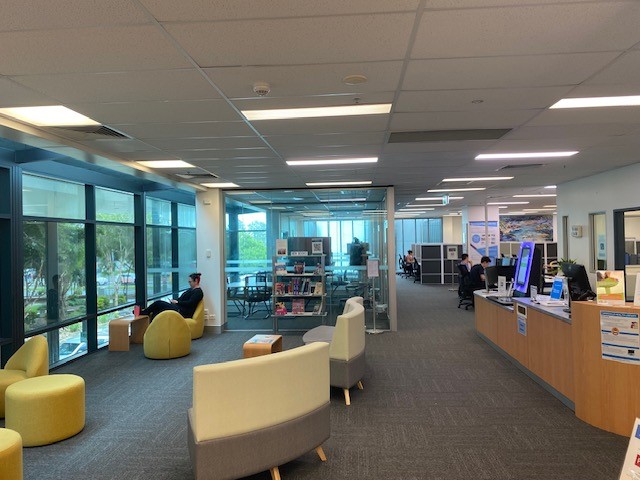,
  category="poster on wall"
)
[446,245,459,260]
[600,311,640,364]
[500,215,553,242]
[597,234,607,261]
[597,271,626,306]
[468,221,499,265]
[618,418,640,480]
[276,239,288,256]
